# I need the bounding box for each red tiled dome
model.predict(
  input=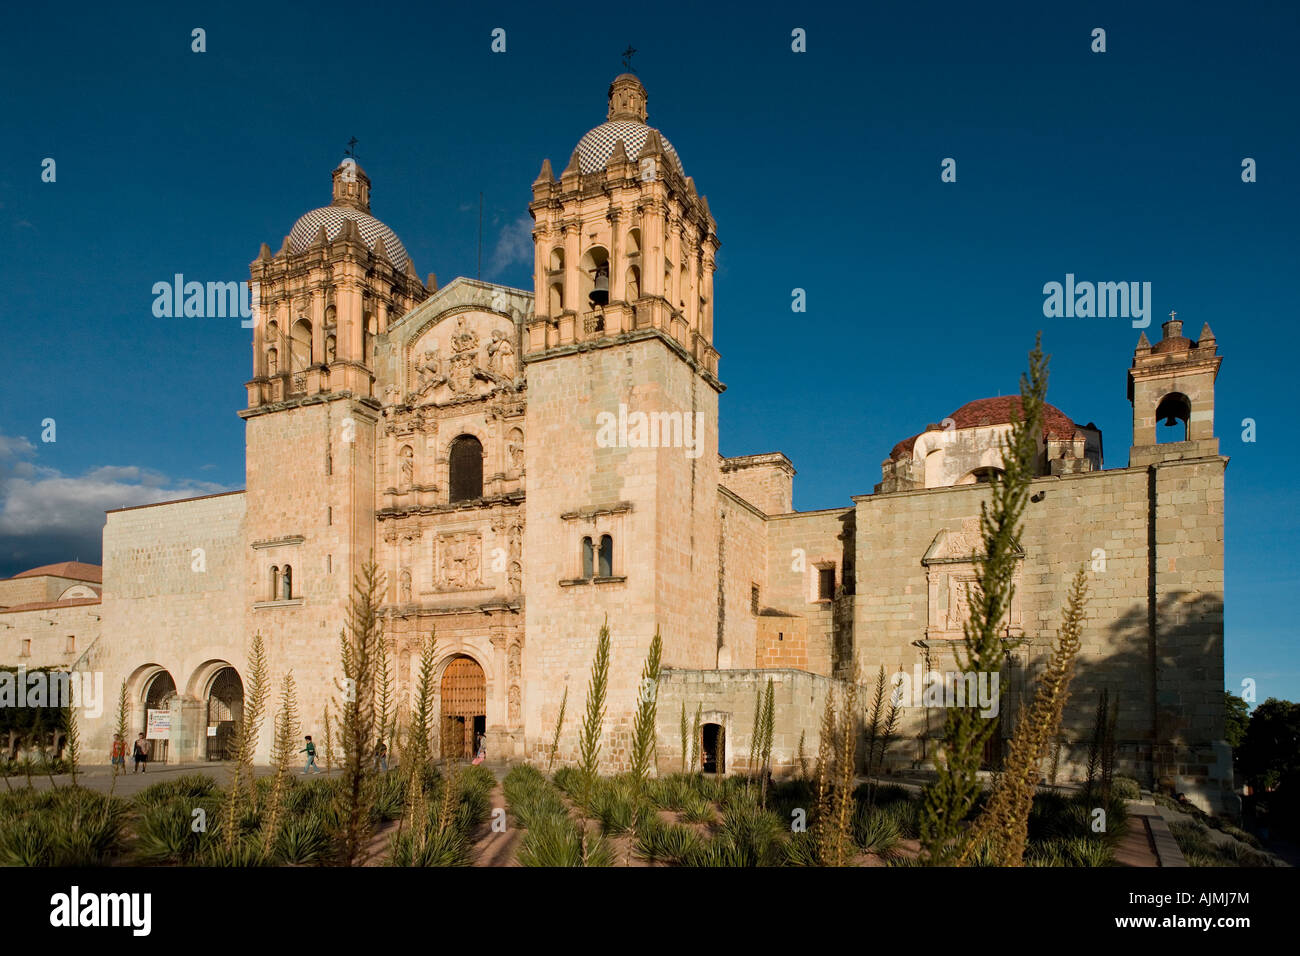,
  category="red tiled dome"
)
[889,397,1077,461]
